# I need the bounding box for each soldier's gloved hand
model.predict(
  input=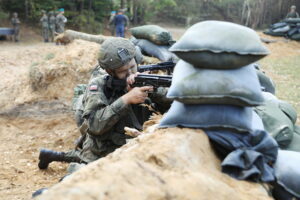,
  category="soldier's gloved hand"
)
[122,86,153,104]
